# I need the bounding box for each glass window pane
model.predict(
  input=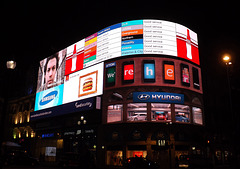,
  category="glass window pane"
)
[192,107,203,125]
[151,103,171,122]
[127,103,147,122]
[175,104,190,123]
[127,150,147,158]
[107,151,123,166]
[107,104,123,123]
